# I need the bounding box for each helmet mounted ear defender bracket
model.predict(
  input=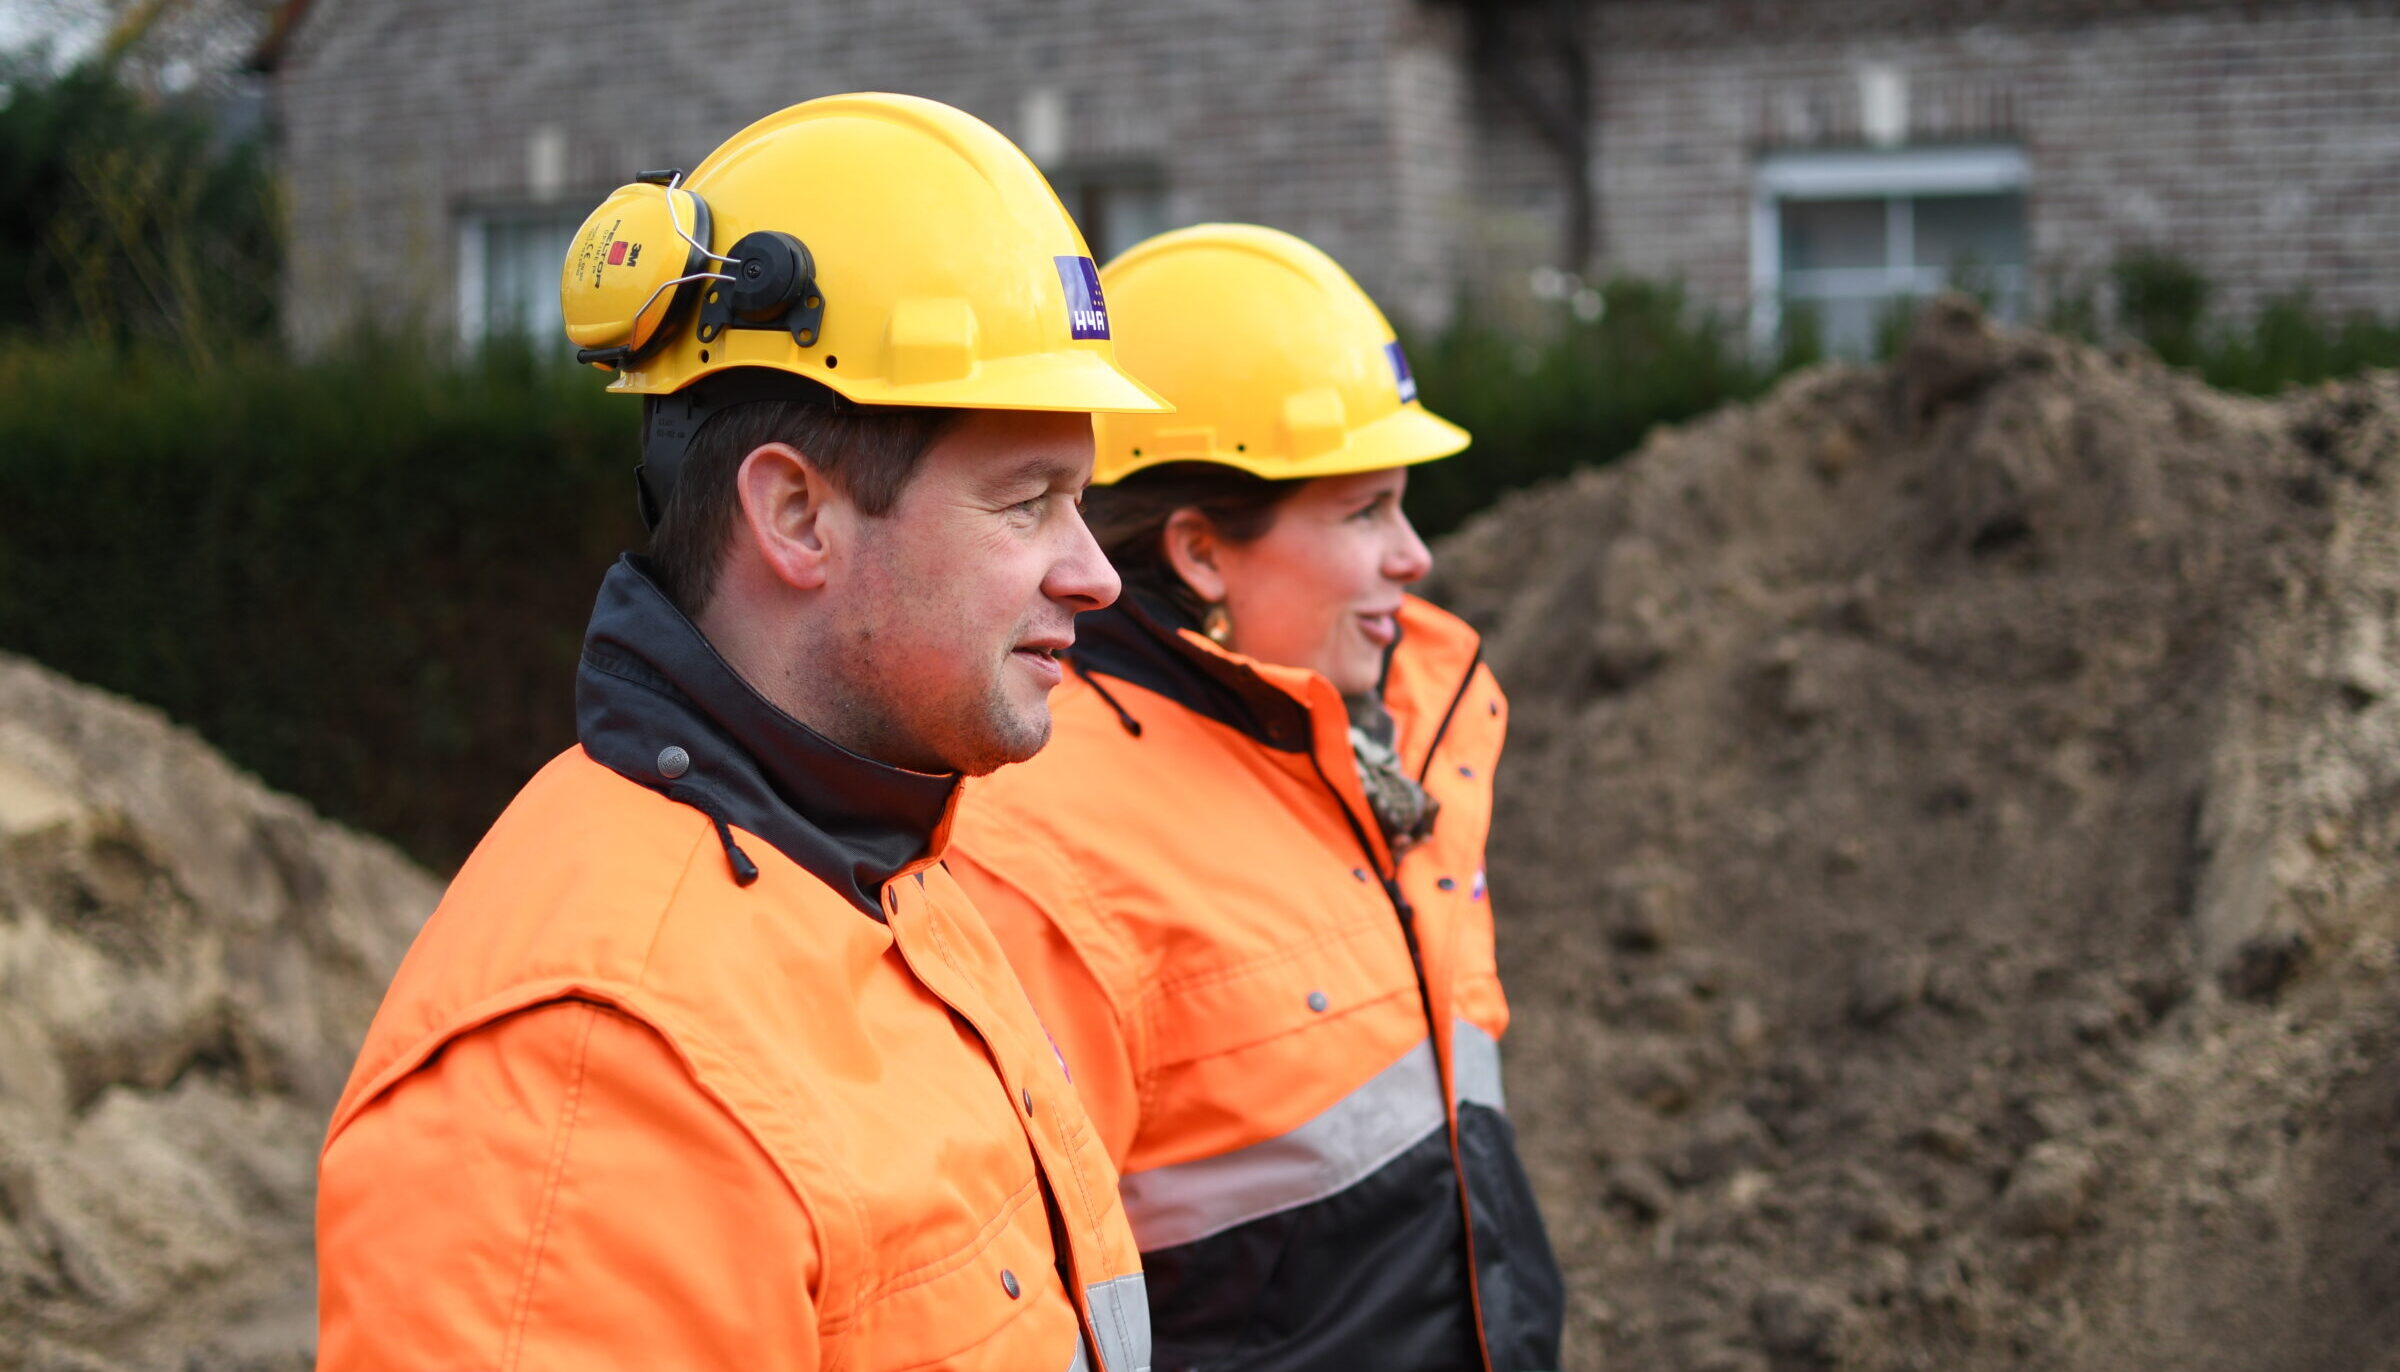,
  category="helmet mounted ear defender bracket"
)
[564,167,839,529]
